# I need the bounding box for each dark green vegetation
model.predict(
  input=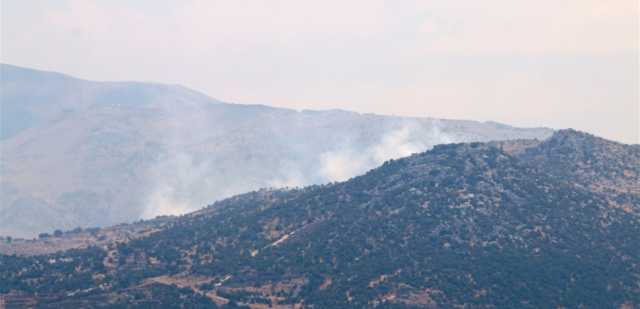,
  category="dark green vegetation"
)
[1,130,639,308]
